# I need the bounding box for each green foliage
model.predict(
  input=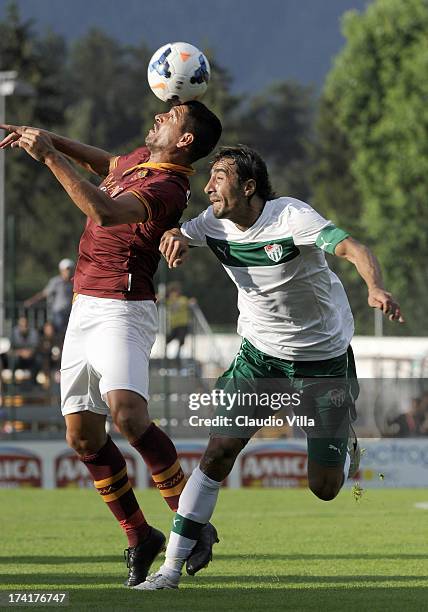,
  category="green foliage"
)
[0,1,76,298]
[67,29,153,151]
[320,0,428,333]
[238,81,315,200]
[312,97,370,334]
